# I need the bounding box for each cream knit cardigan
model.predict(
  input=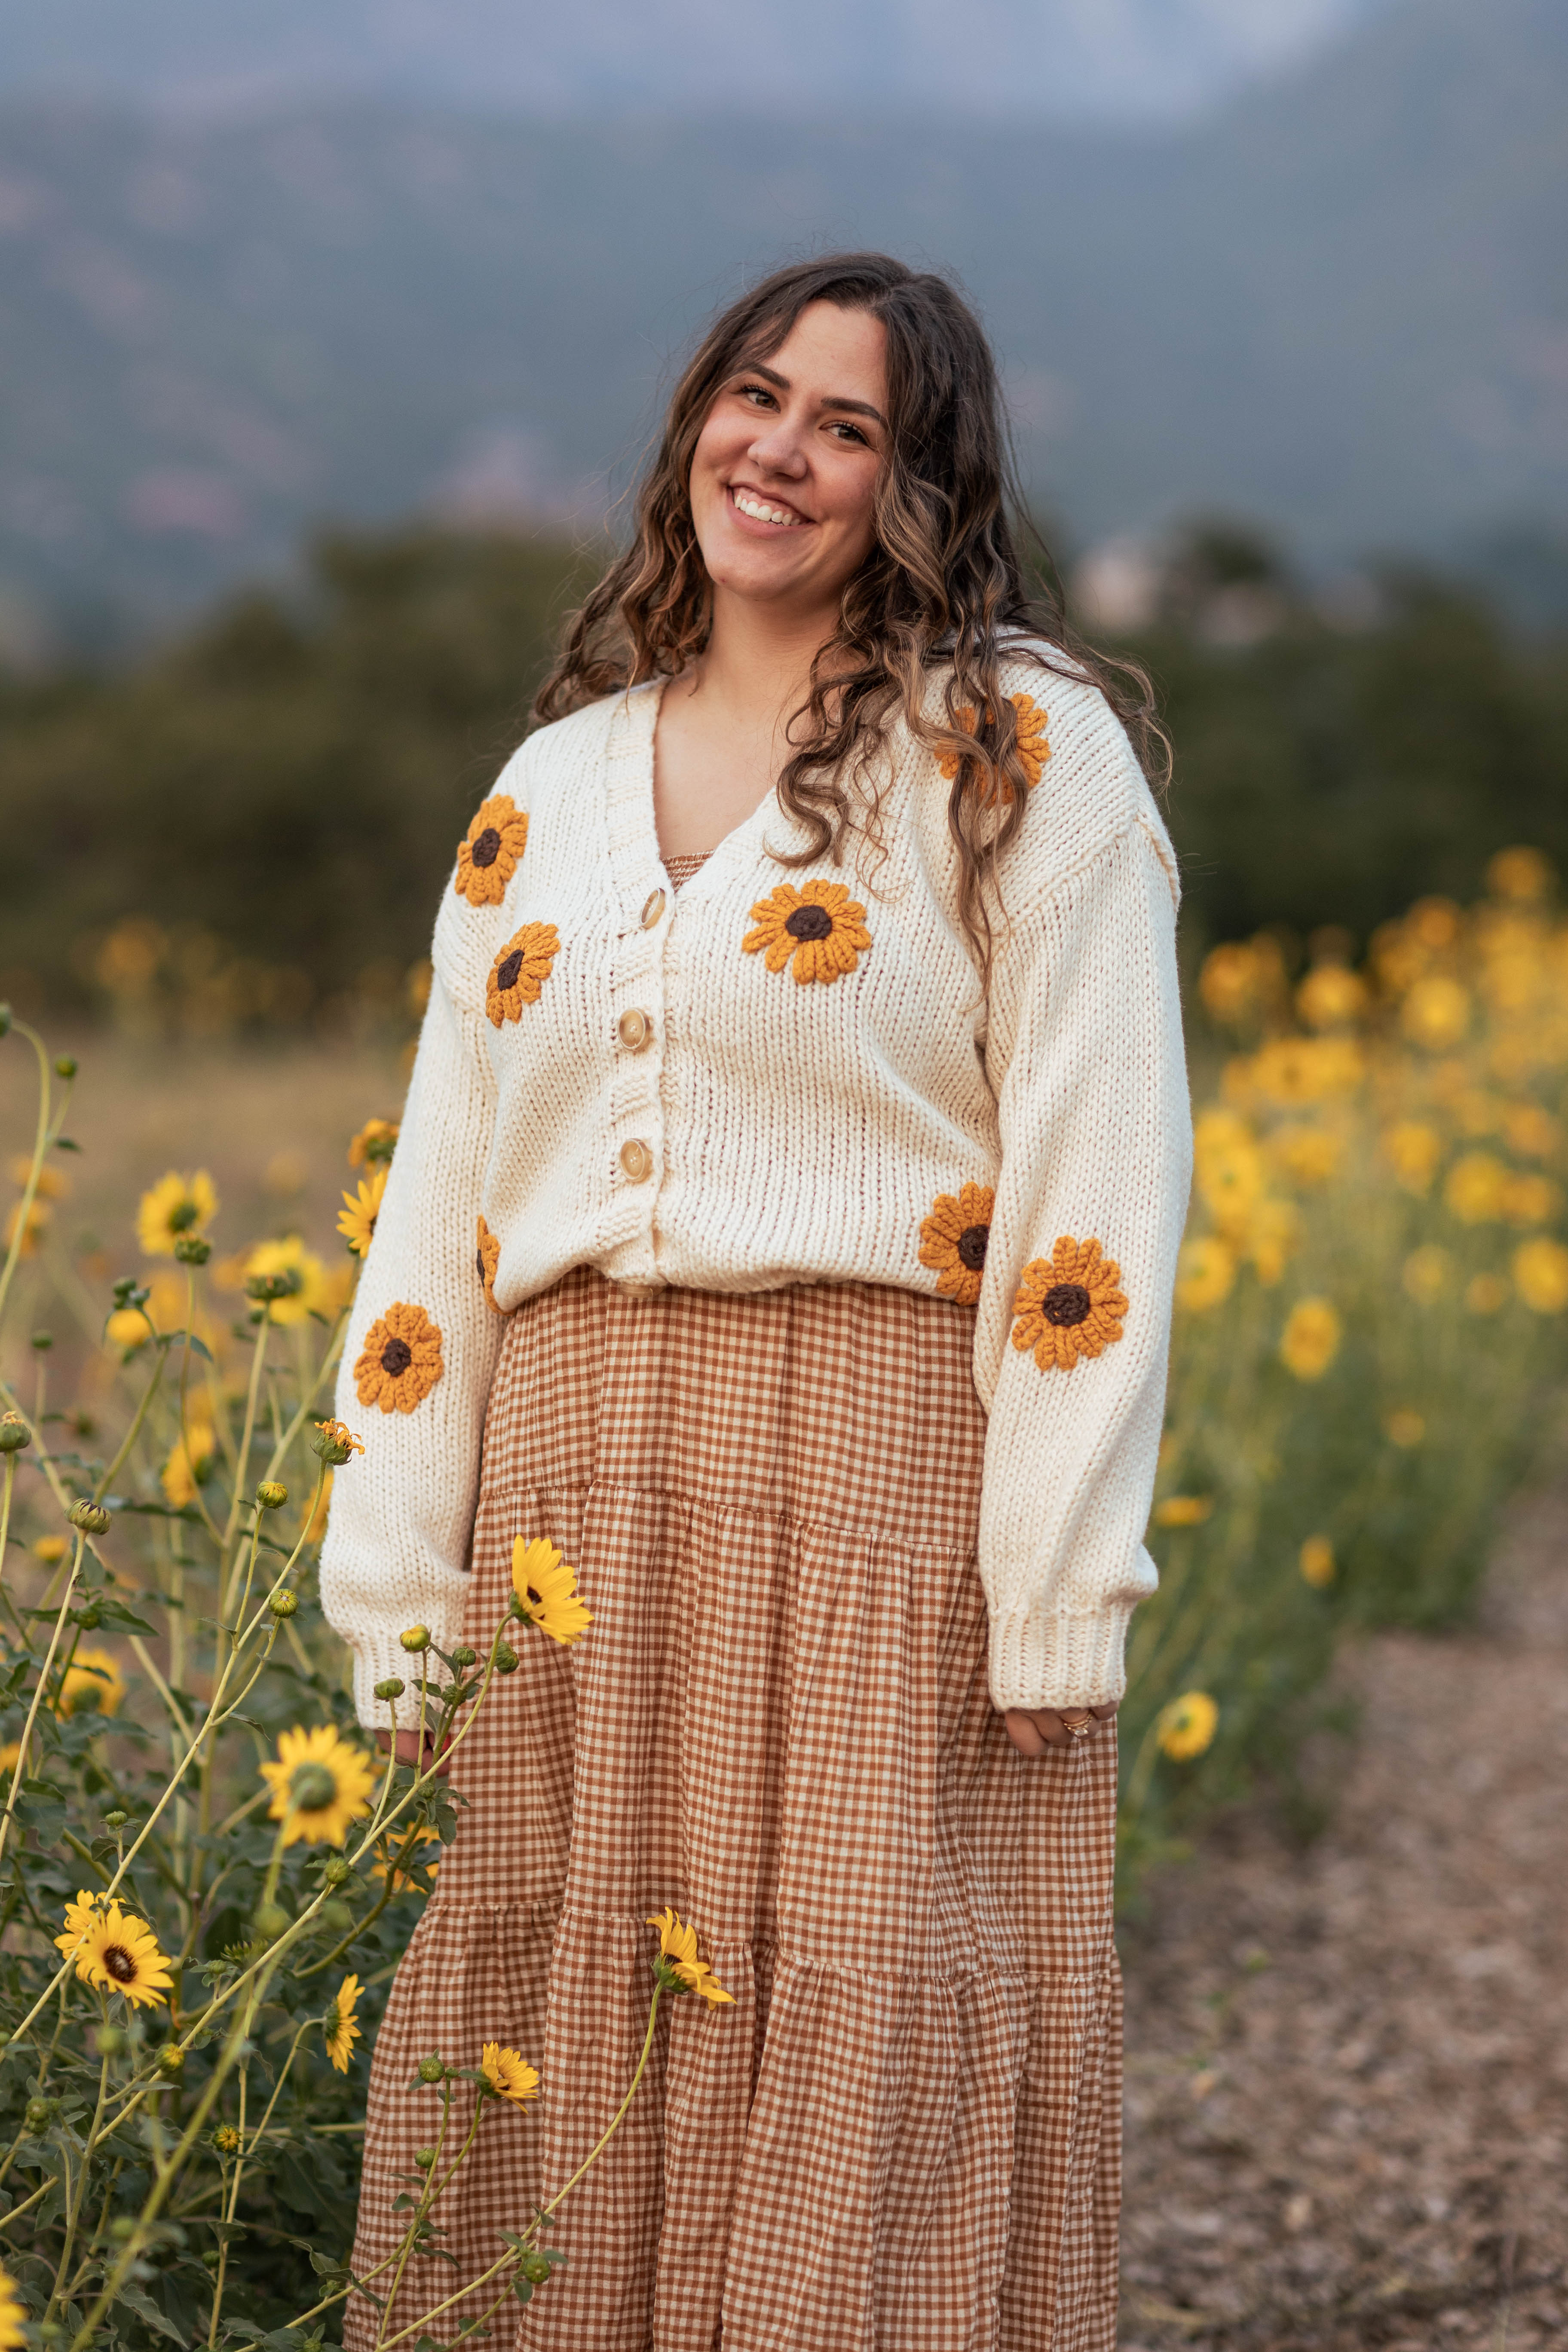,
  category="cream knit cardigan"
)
[319,651,1192,1728]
